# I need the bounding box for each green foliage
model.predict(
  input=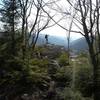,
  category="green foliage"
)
[30,58,49,67]
[34,46,47,53]
[59,87,85,100]
[74,55,93,97]
[0,0,19,29]
[54,66,72,87]
[57,52,69,66]
[78,52,89,58]
[48,63,58,76]
[0,56,50,97]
